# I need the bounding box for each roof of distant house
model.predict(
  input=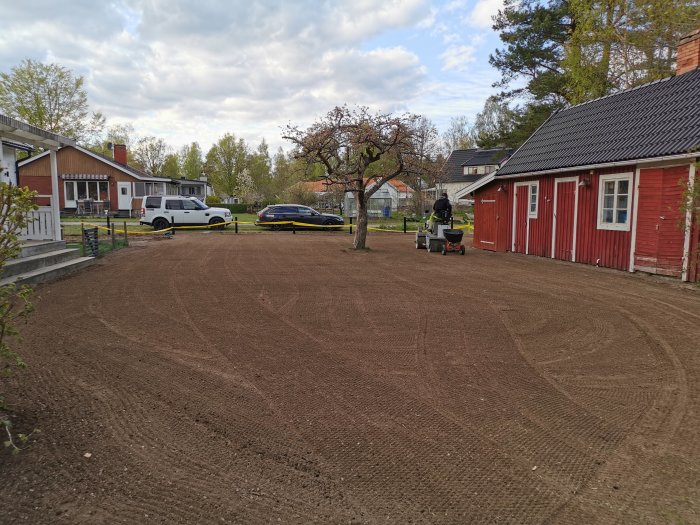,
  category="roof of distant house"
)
[497,68,700,177]
[443,148,512,184]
